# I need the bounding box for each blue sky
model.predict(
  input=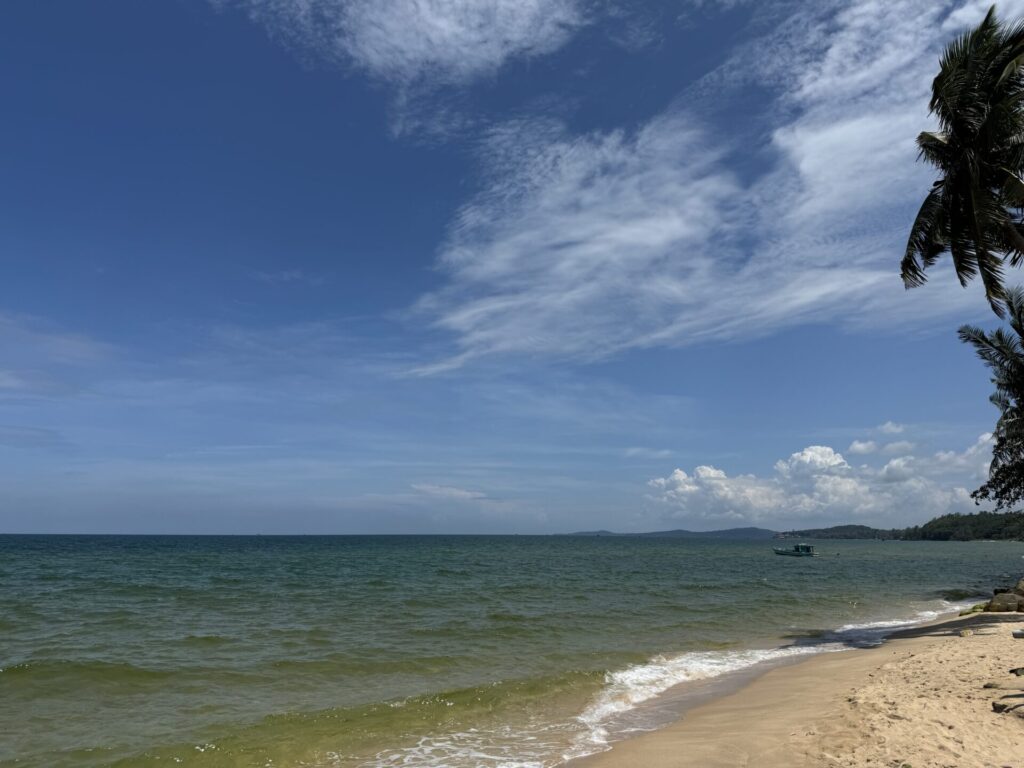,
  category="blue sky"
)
[1,0,1019,533]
